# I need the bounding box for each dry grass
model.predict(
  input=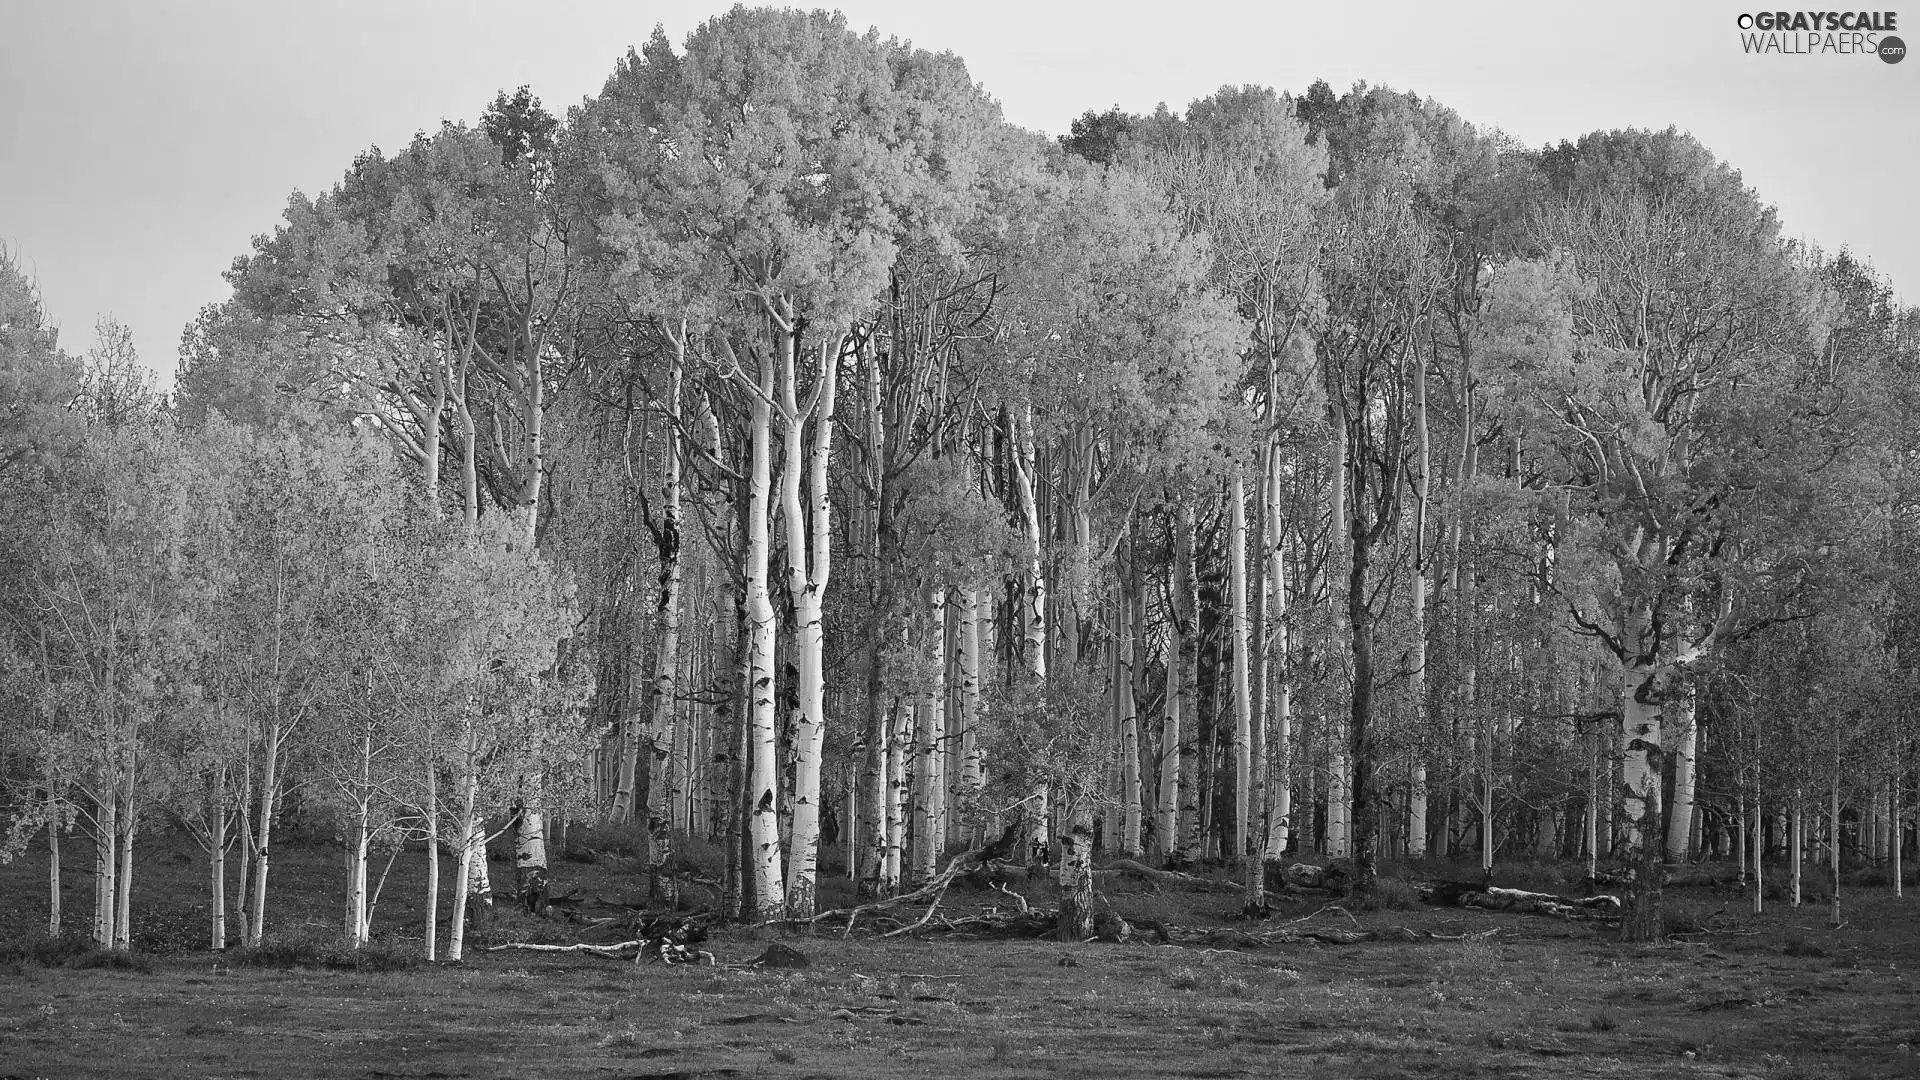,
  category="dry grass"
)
[2,842,1917,1078]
